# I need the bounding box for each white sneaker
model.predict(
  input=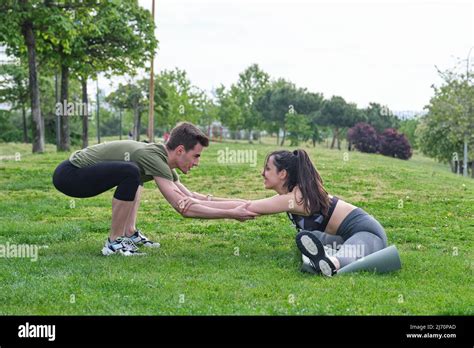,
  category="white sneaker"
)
[124,229,160,248]
[101,237,146,256]
[301,254,319,274]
